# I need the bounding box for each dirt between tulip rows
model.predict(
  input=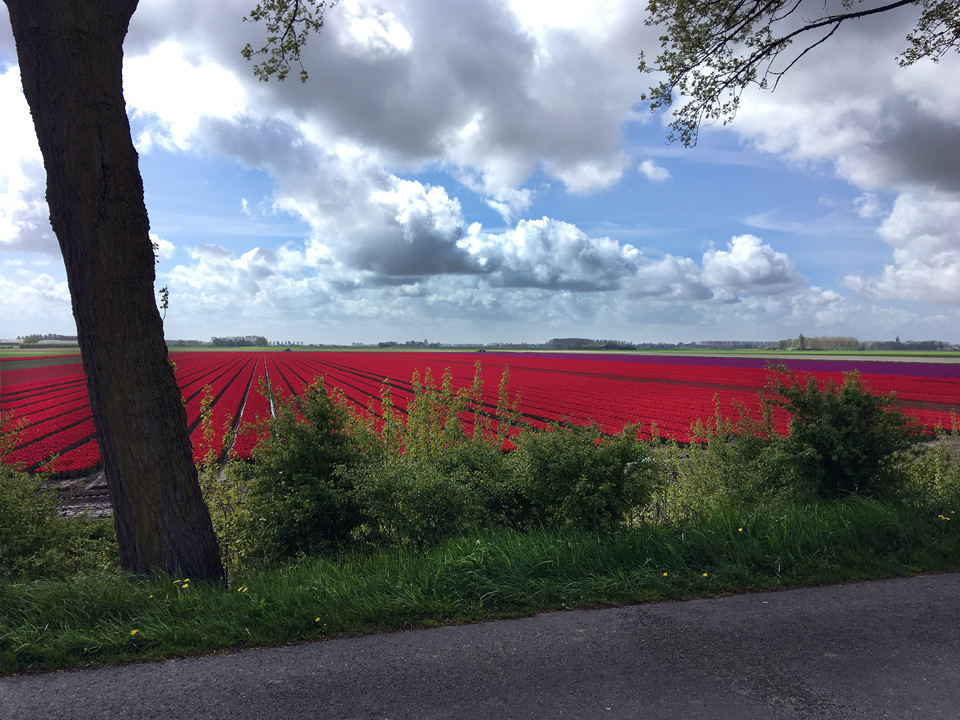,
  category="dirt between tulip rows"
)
[52,469,112,518]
